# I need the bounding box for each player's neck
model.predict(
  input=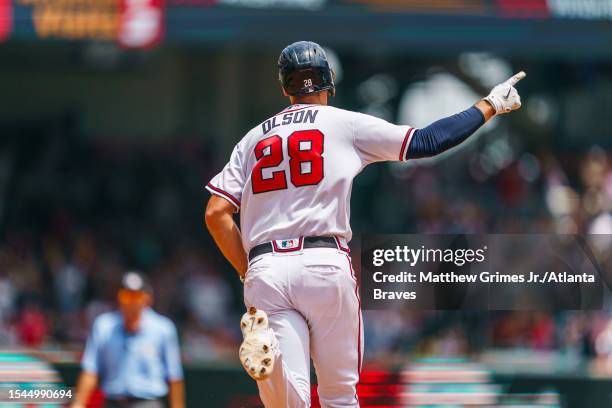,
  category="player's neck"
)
[289,93,328,106]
